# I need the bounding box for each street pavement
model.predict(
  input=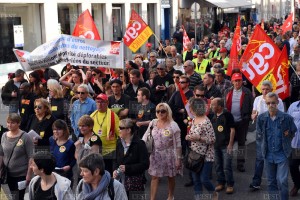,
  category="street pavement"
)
[0,97,298,200]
